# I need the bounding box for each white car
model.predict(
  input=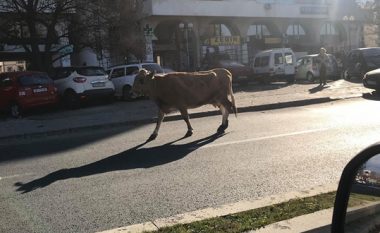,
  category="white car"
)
[107,62,164,100]
[50,66,115,108]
